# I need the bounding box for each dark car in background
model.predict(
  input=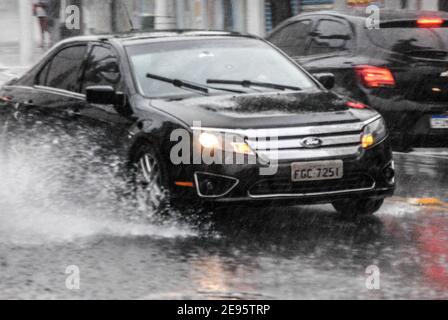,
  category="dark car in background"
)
[267,10,448,151]
[0,31,395,218]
